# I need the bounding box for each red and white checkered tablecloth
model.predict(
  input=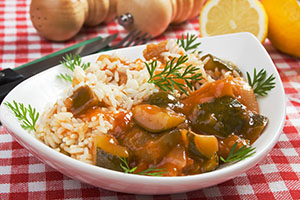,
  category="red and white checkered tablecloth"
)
[1,0,300,199]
